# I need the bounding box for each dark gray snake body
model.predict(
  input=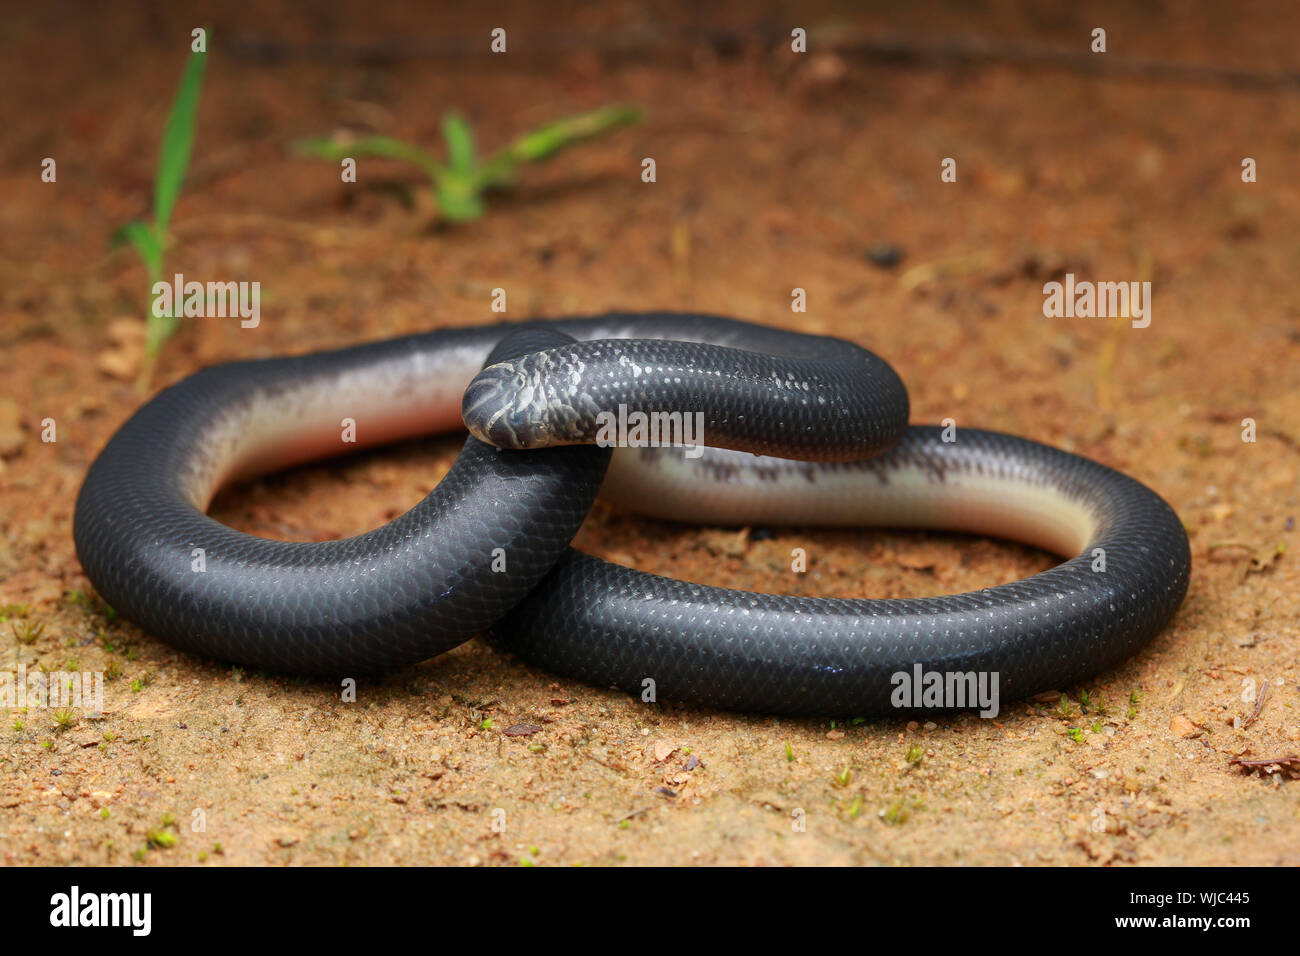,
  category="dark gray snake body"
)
[73,313,1190,715]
